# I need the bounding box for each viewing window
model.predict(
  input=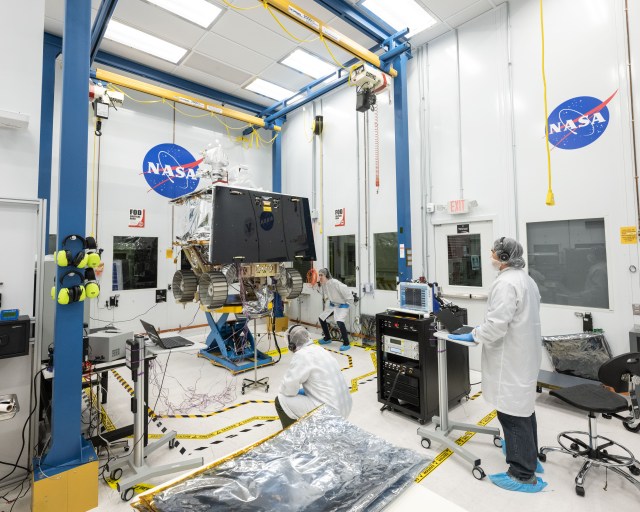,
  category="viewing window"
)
[113,236,158,291]
[447,234,482,287]
[328,235,356,287]
[526,219,608,309]
[375,232,398,290]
